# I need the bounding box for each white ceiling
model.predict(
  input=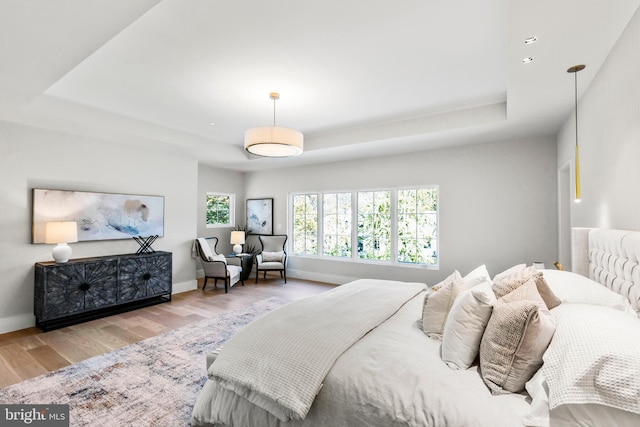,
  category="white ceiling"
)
[1,0,639,171]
